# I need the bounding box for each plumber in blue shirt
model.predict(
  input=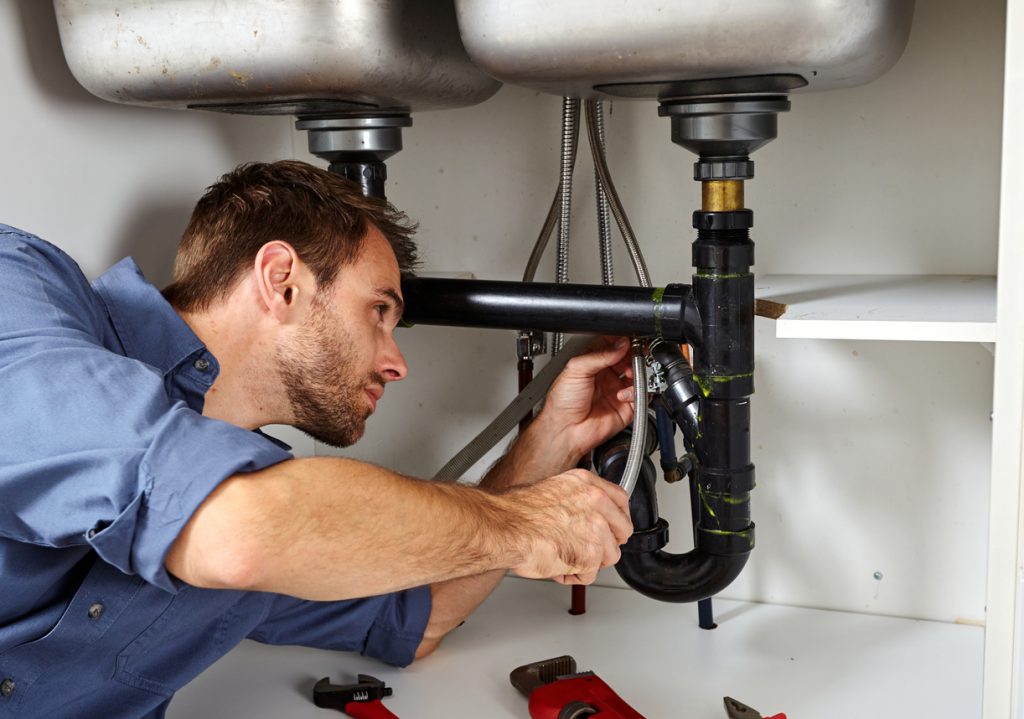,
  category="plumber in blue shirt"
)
[0,160,635,718]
